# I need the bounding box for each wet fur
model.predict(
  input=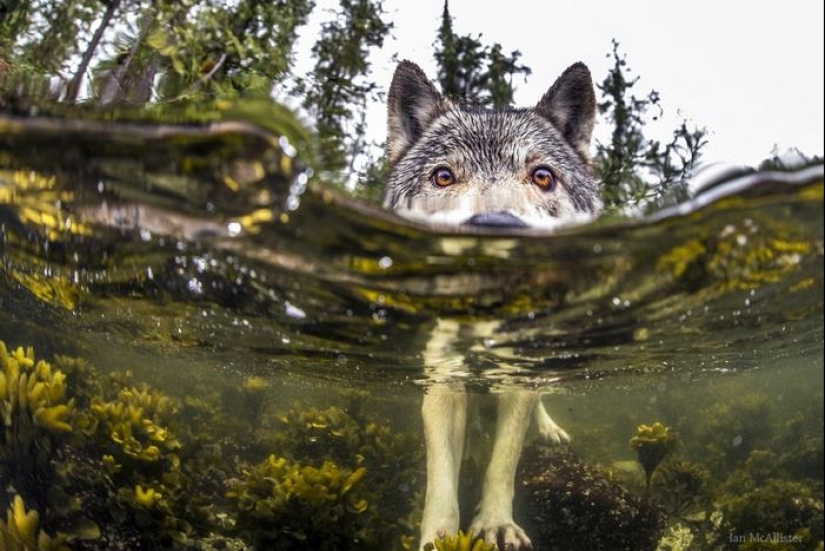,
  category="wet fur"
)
[384,61,601,229]
[383,61,600,550]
